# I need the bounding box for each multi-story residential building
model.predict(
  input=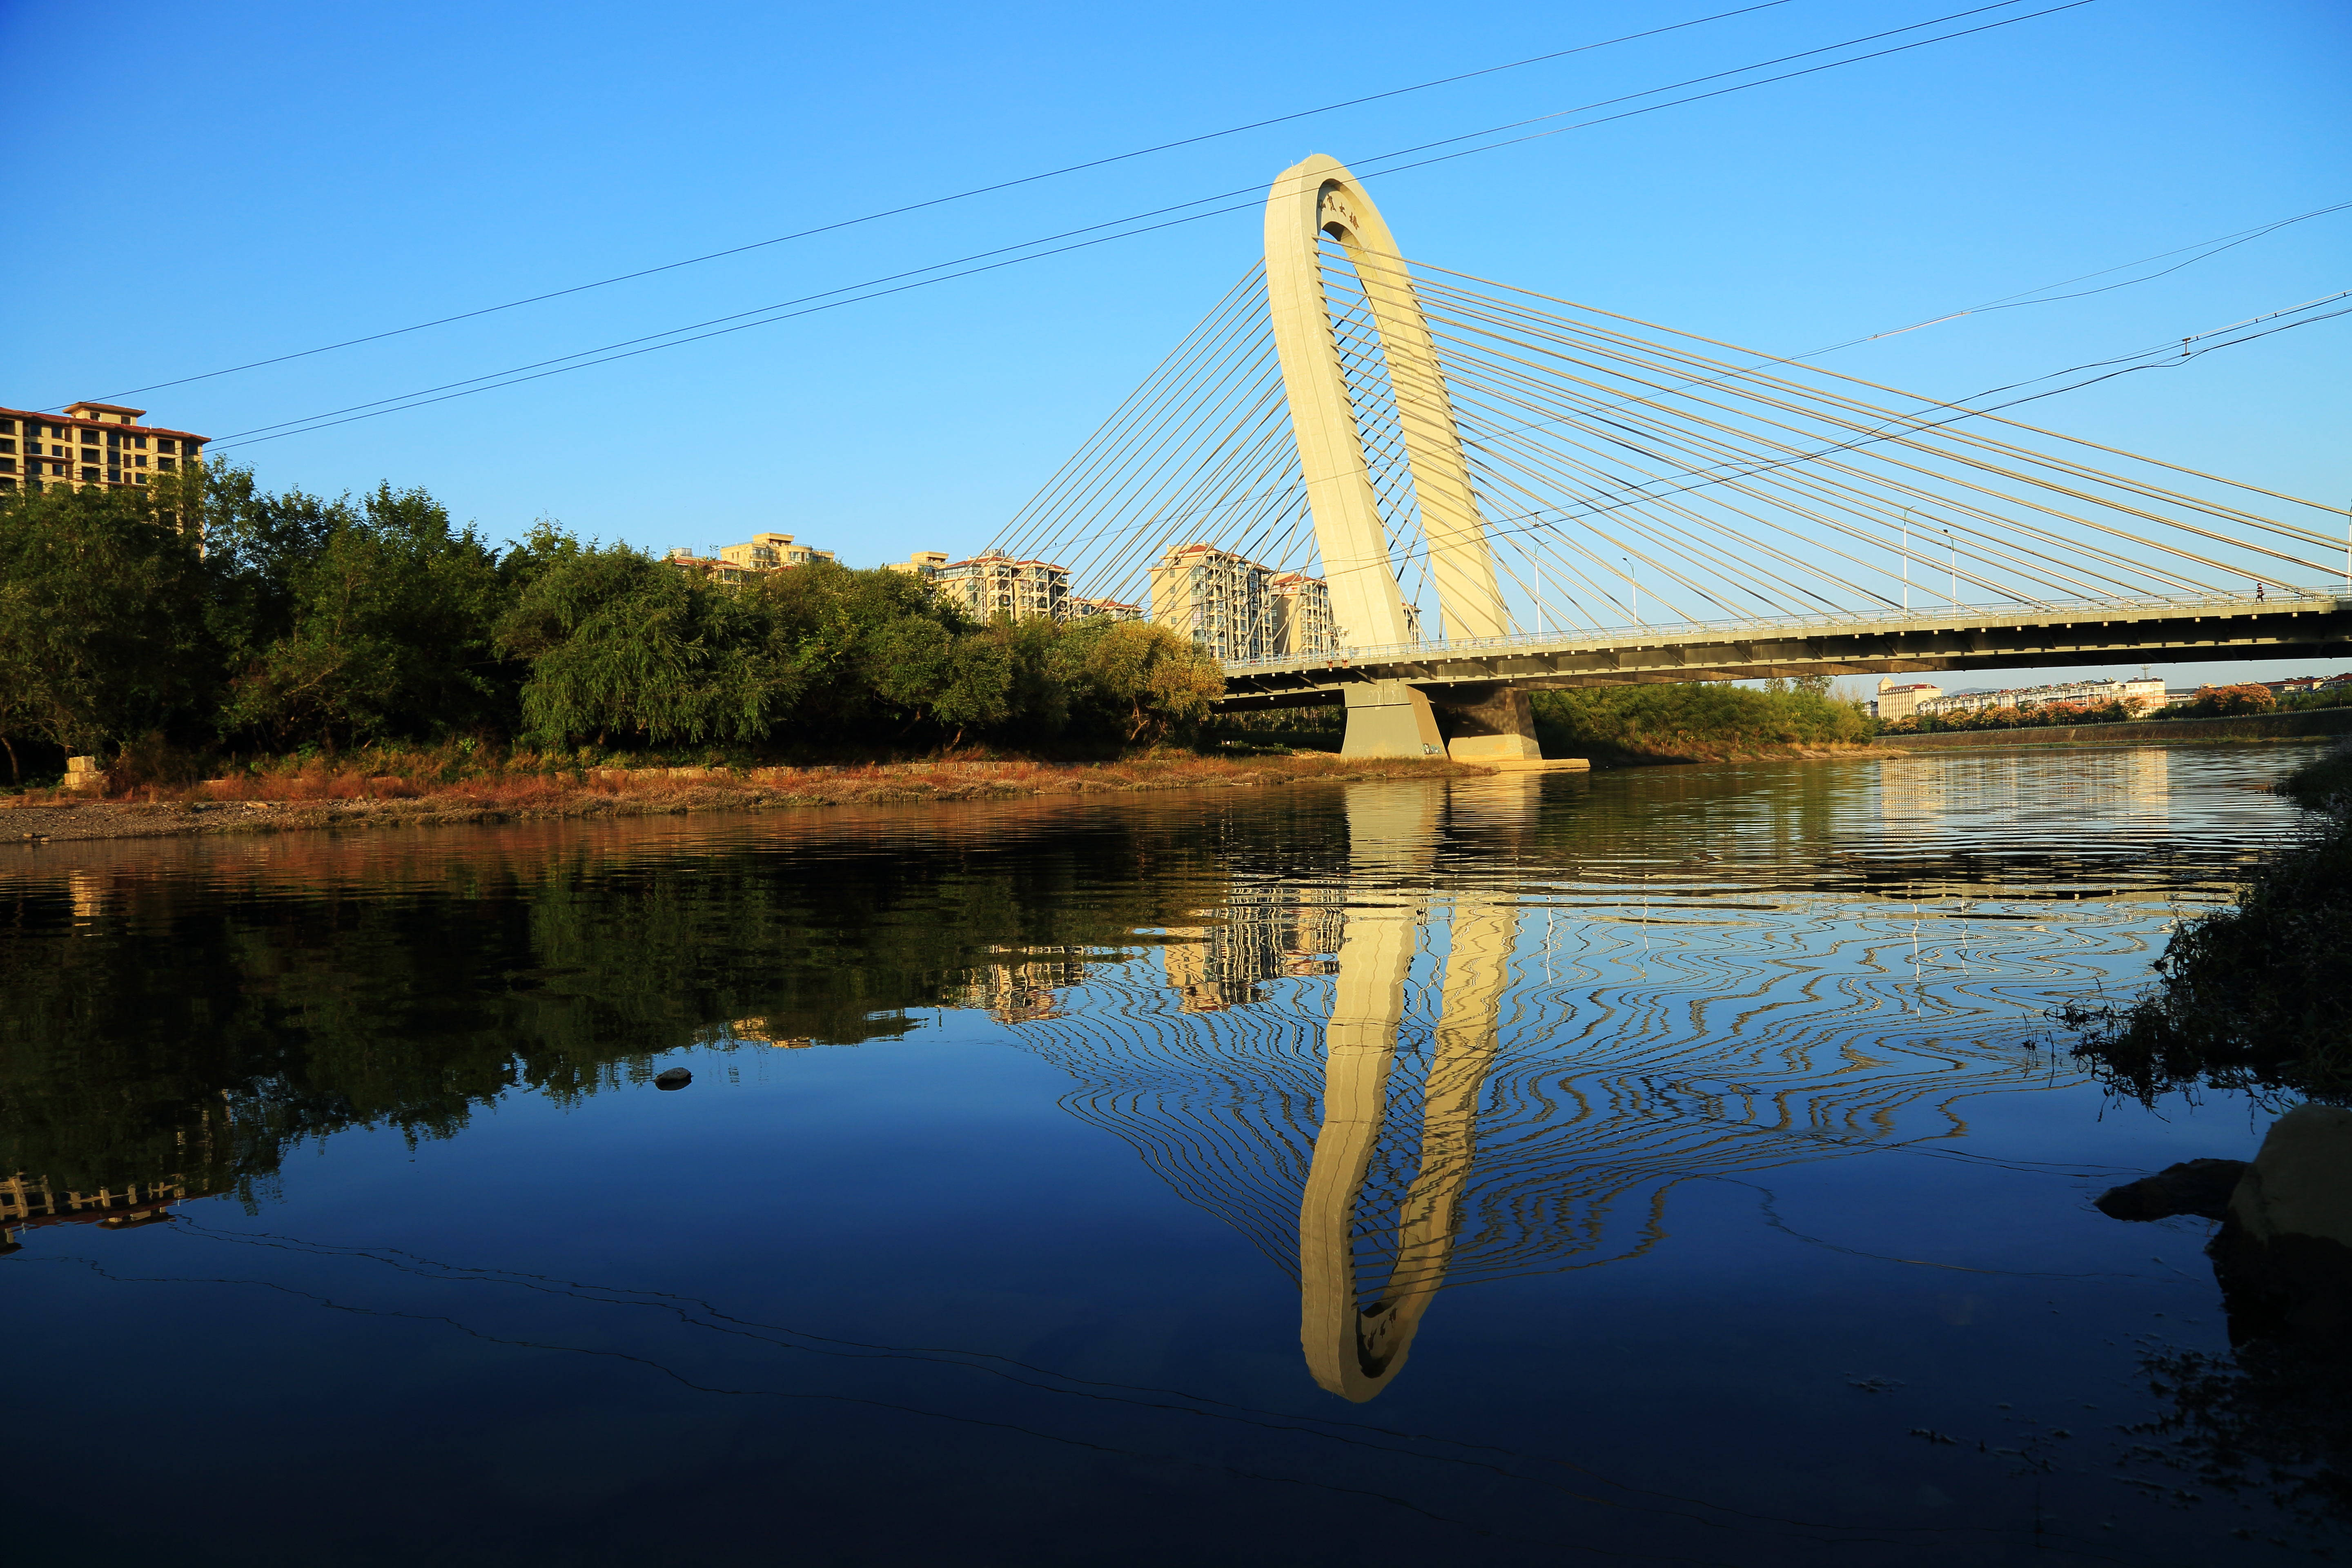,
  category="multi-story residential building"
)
[886,550,951,584]
[0,401,207,494]
[1147,543,1336,662]
[933,551,1069,621]
[1150,543,1274,661]
[1068,595,1143,622]
[718,532,834,572]
[1916,677,2166,717]
[1869,679,1942,721]
[1269,572,1336,657]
